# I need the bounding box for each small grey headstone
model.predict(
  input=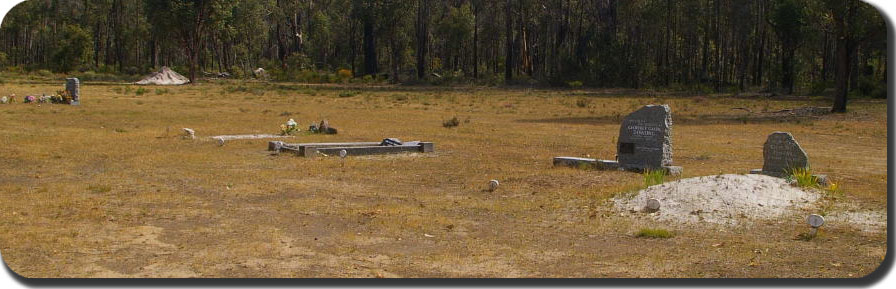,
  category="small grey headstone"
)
[339,149,348,158]
[617,105,673,171]
[807,214,825,228]
[488,180,500,192]
[761,132,809,177]
[65,78,80,105]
